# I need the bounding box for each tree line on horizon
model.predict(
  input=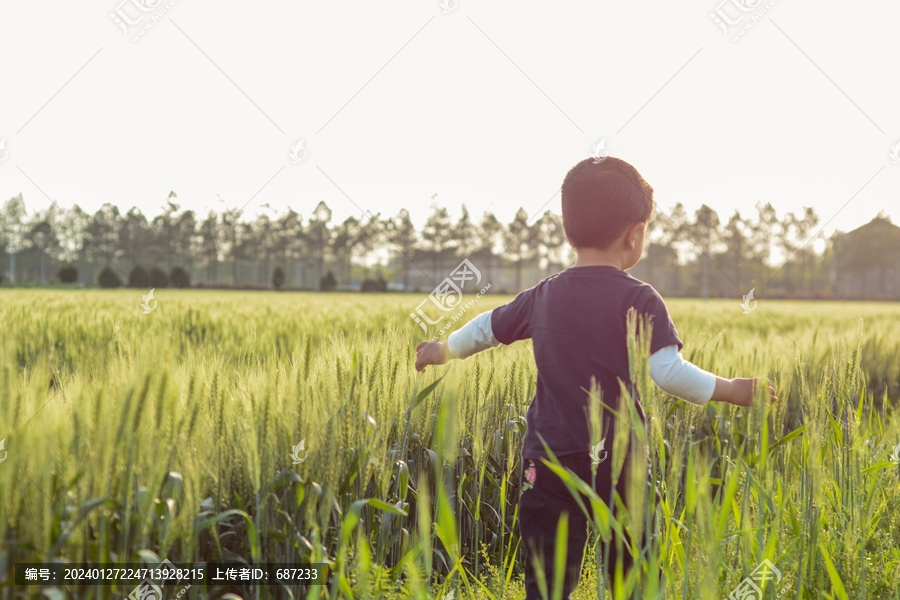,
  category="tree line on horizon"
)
[0,191,895,298]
